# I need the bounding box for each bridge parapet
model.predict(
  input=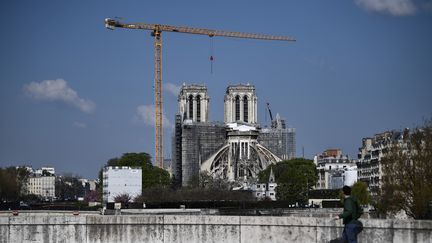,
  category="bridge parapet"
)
[1,214,431,242]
